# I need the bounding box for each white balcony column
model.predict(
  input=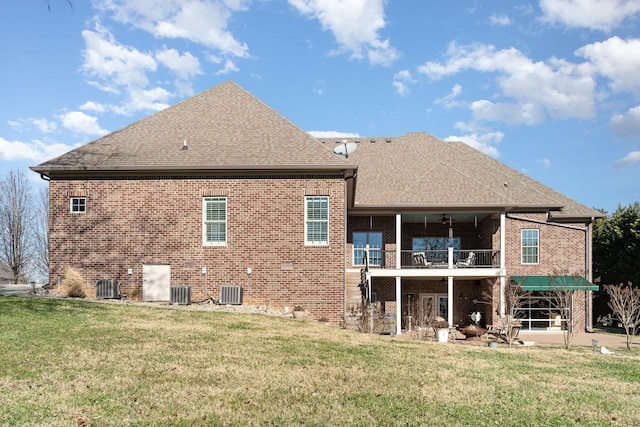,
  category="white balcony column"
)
[447,276,454,326]
[448,247,454,269]
[396,212,402,269]
[395,276,402,334]
[499,211,506,316]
